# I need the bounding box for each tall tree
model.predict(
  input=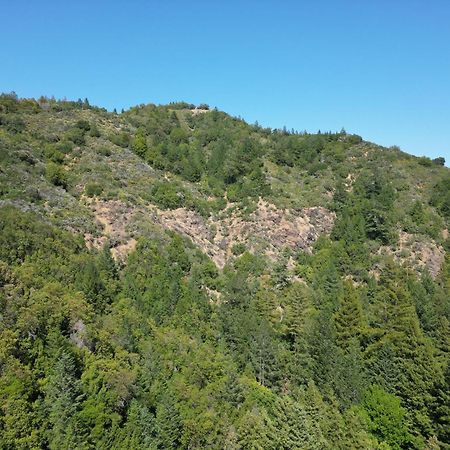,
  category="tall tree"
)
[44,352,81,450]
